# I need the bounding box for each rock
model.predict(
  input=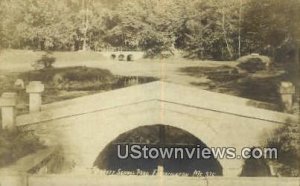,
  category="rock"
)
[53,74,64,85]
[14,79,25,89]
[237,54,272,73]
